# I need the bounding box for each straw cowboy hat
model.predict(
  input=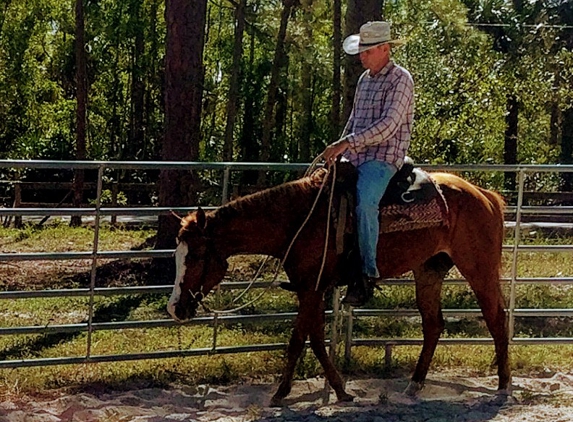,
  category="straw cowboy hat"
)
[343,21,405,55]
